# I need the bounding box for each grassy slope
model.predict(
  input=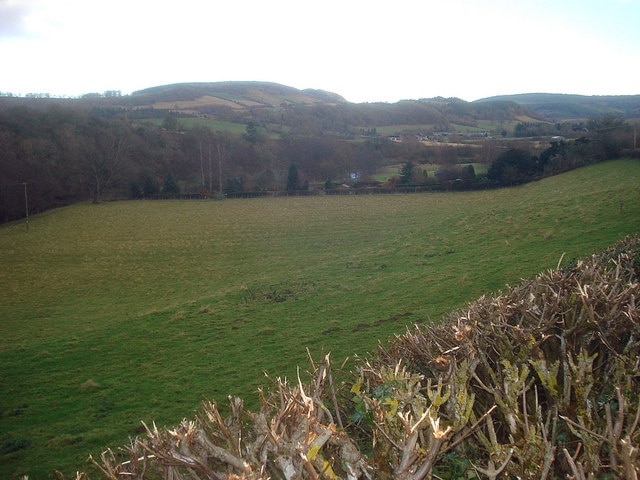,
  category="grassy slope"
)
[146,116,249,134]
[1,159,639,478]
